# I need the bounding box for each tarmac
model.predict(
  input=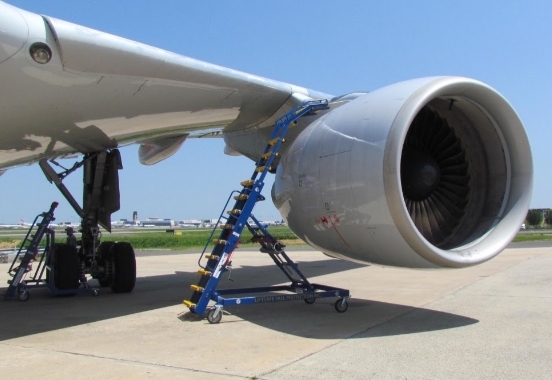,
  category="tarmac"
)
[0,243,550,379]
